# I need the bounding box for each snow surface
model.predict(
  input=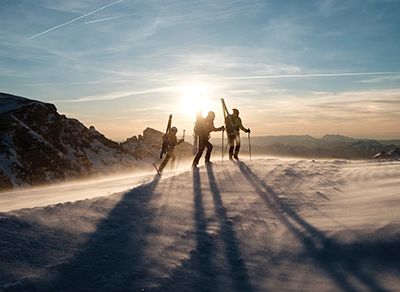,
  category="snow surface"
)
[0,158,399,291]
[0,172,155,212]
